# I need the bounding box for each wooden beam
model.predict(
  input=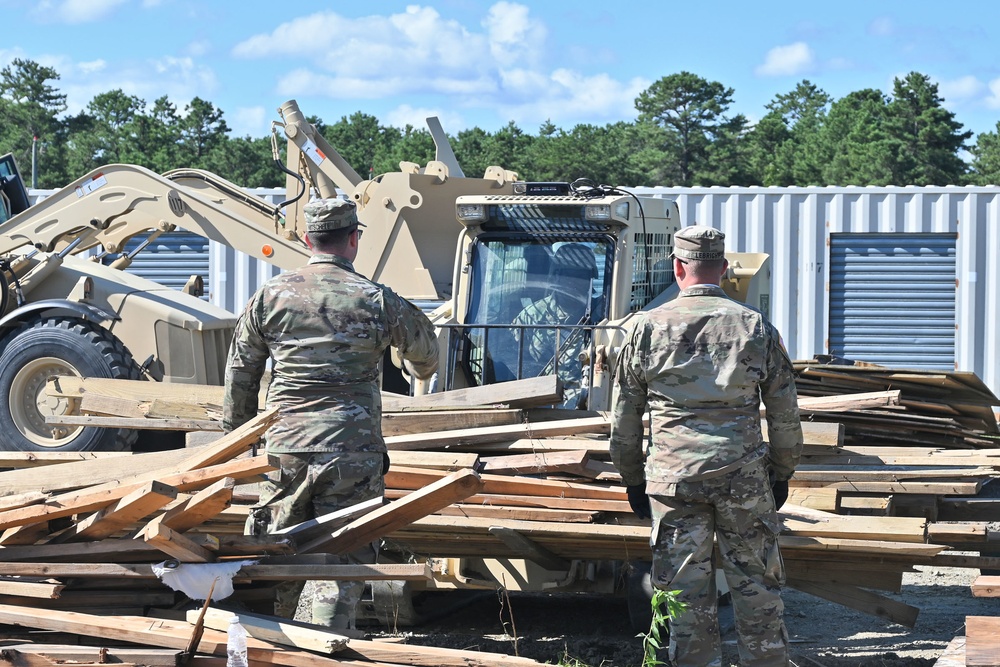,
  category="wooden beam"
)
[300,469,485,554]
[382,374,561,411]
[382,409,523,437]
[141,523,216,563]
[46,415,221,431]
[0,448,194,498]
[187,607,349,654]
[272,497,383,545]
[487,526,570,570]
[787,579,919,627]
[387,465,626,500]
[0,645,179,667]
[0,455,275,531]
[0,452,127,469]
[480,450,590,476]
[385,416,609,451]
[52,480,178,543]
[149,478,235,534]
[971,575,1000,597]
[388,450,481,471]
[0,578,63,599]
[965,616,1000,667]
